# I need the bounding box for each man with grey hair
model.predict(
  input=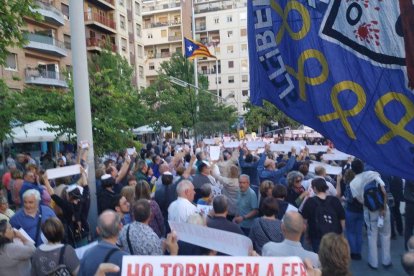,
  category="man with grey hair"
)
[207,195,244,235]
[10,189,56,246]
[168,180,197,223]
[79,210,127,276]
[262,211,320,268]
[233,174,258,235]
